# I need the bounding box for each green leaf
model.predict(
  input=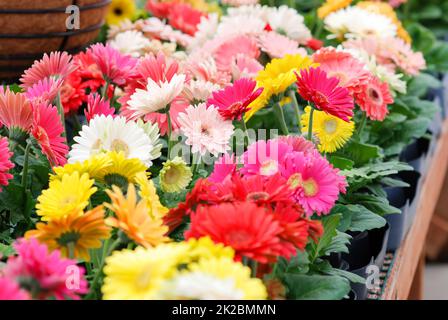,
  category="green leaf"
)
[276,250,310,275]
[323,231,351,256]
[282,274,351,300]
[342,141,382,166]
[314,260,365,284]
[328,156,354,170]
[0,243,15,257]
[332,204,387,232]
[350,193,401,216]
[381,177,410,188]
